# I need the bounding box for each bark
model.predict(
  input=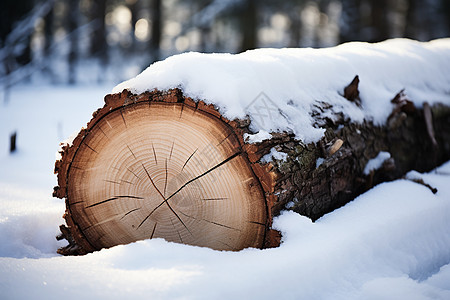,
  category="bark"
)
[54,80,450,255]
[268,87,450,221]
